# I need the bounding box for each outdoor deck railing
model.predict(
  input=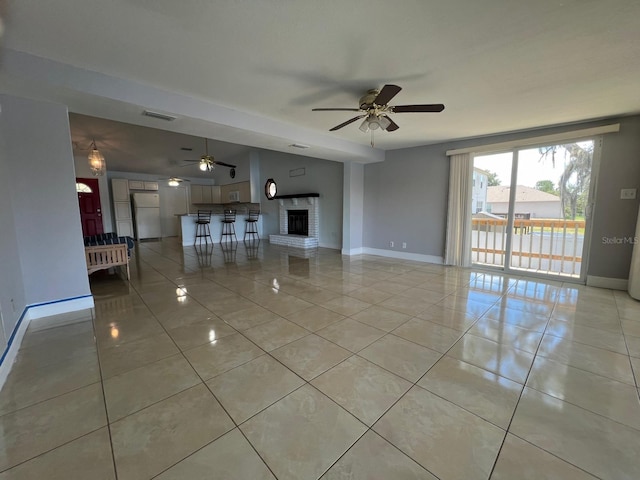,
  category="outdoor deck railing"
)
[472,218,585,276]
